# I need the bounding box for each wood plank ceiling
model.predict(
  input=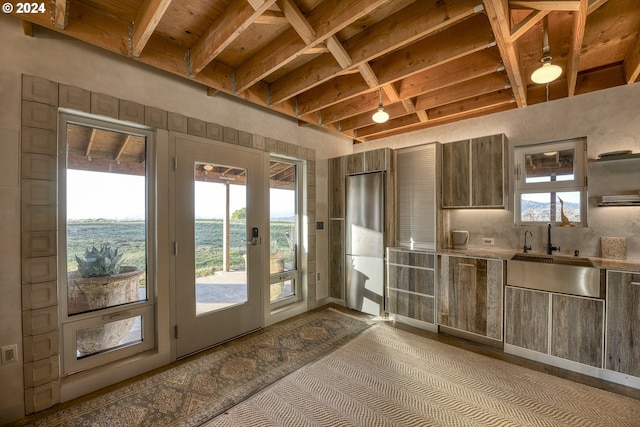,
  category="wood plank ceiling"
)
[12,0,640,144]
